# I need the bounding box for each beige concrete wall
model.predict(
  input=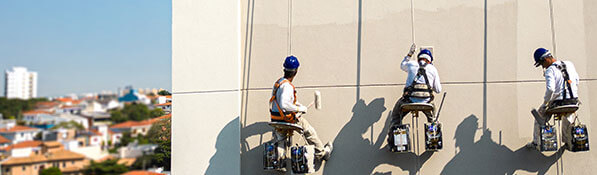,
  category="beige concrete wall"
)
[240,0,596,174]
[172,0,241,174]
